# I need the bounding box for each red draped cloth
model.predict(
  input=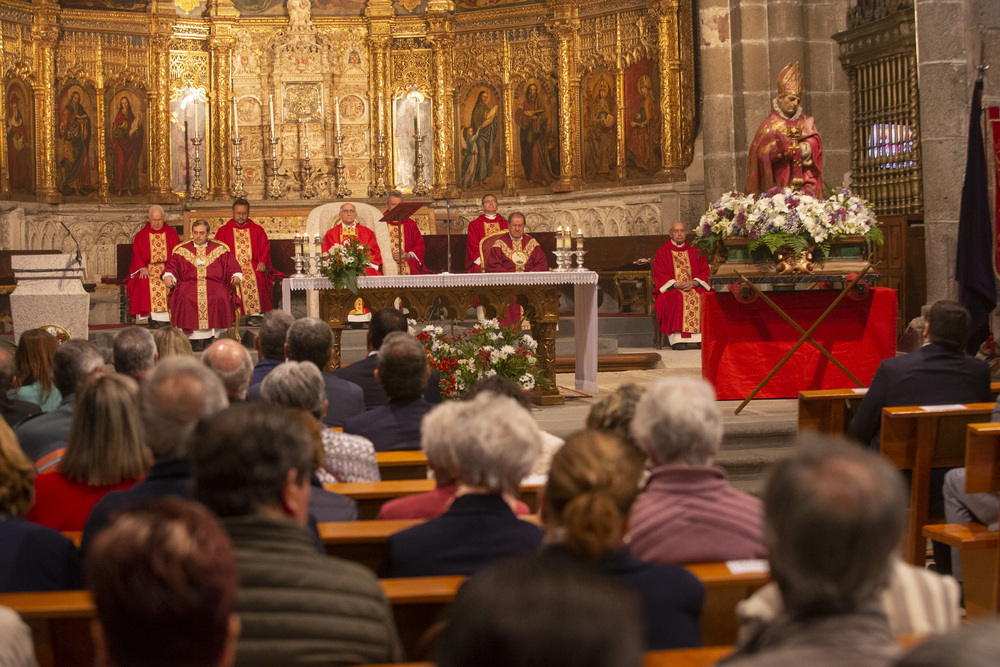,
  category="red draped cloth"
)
[215,218,276,314]
[701,288,897,400]
[126,223,180,317]
[164,241,241,331]
[746,109,823,197]
[653,241,710,336]
[322,224,383,276]
[465,214,508,272]
[485,233,548,273]
[386,216,429,275]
